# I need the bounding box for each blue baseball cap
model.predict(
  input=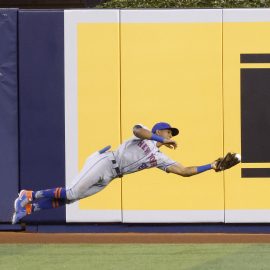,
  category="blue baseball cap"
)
[152,122,179,136]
